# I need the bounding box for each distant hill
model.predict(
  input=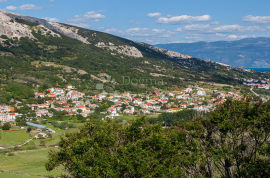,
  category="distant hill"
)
[155,37,270,68]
